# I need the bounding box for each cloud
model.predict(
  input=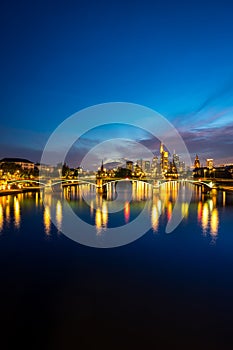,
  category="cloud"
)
[78,139,155,171]
[195,78,233,114]
[1,105,233,168]
[0,143,43,163]
[179,124,233,163]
